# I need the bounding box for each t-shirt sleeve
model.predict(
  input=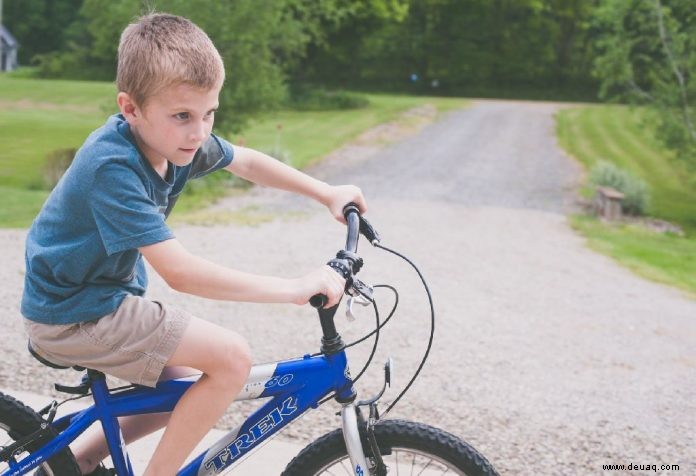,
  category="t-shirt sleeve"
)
[188,133,234,179]
[90,162,174,255]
